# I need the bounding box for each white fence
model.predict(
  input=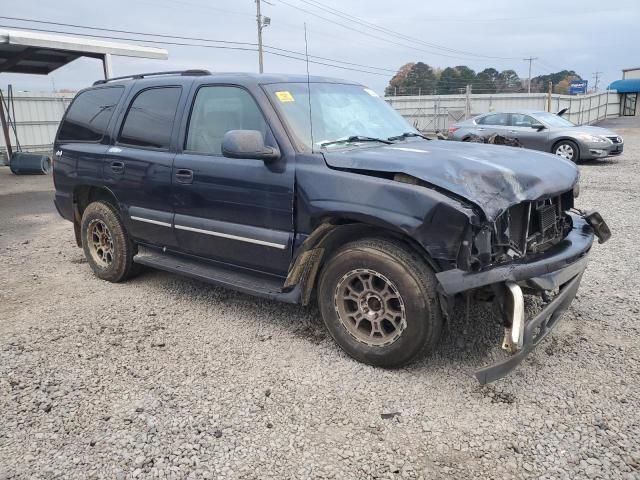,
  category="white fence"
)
[386,91,621,133]
[0,90,624,163]
[0,92,75,162]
